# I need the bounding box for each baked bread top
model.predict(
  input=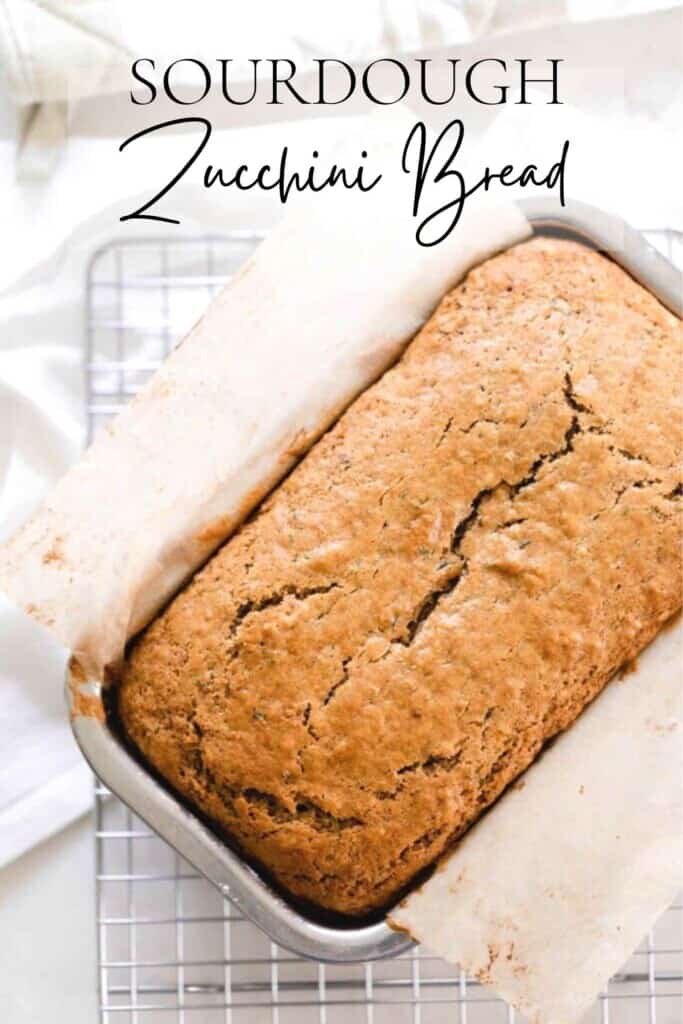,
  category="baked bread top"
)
[118,237,682,916]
